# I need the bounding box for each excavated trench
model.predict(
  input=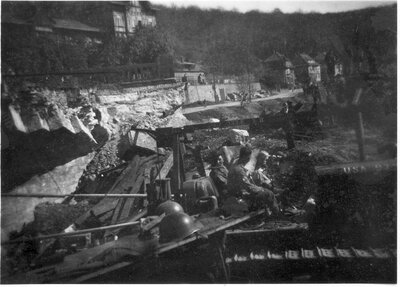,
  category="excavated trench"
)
[1,83,188,239]
[1,84,396,280]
